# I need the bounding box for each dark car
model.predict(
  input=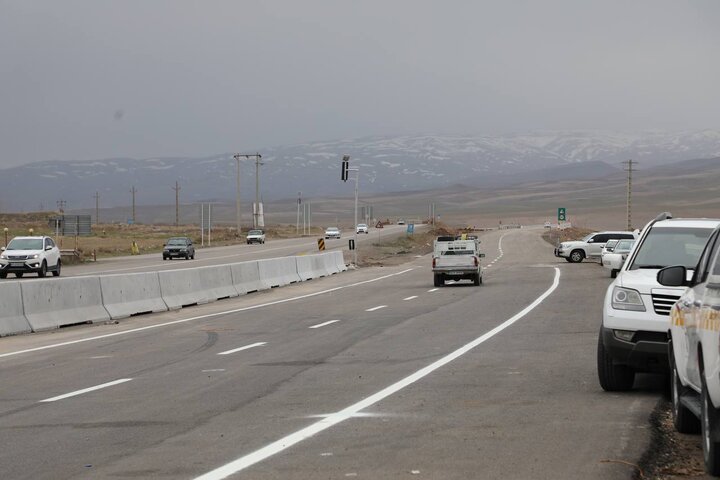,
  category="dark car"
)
[163,237,195,260]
